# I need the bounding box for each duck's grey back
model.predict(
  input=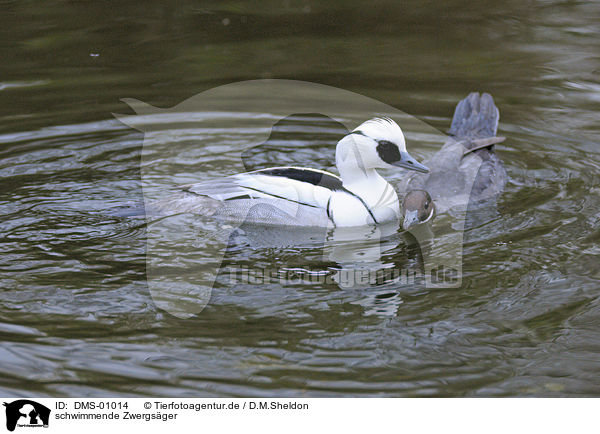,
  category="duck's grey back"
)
[399,92,507,214]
